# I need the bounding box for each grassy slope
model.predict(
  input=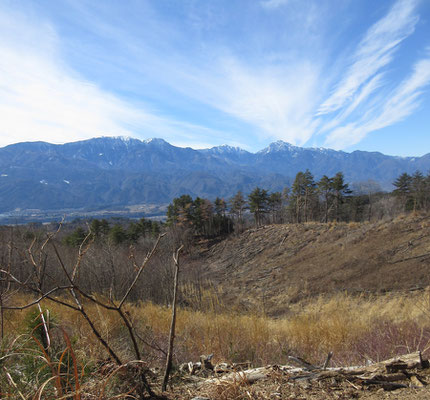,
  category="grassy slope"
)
[194,214,430,316]
[3,215,430,398]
